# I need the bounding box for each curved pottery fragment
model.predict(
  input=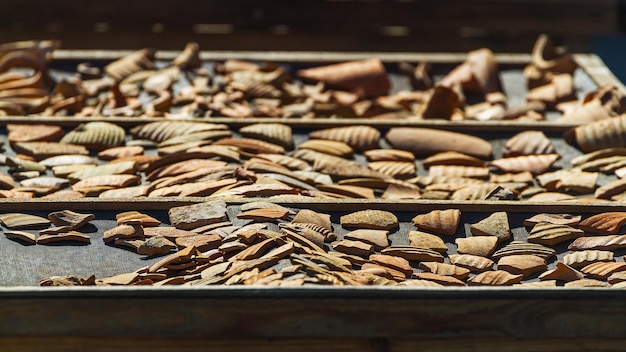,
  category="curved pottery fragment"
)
[385,128,492,159]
